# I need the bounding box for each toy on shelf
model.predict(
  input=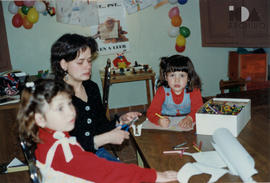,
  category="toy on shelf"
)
[112,52,131,69]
